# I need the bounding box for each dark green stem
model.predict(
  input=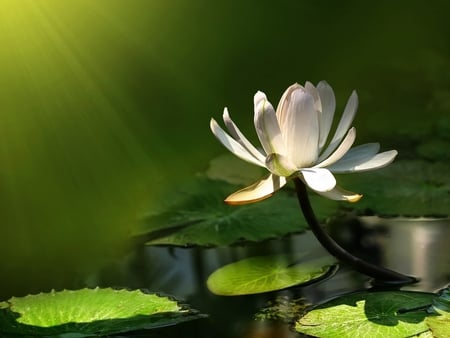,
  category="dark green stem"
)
[293,177,418,286]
